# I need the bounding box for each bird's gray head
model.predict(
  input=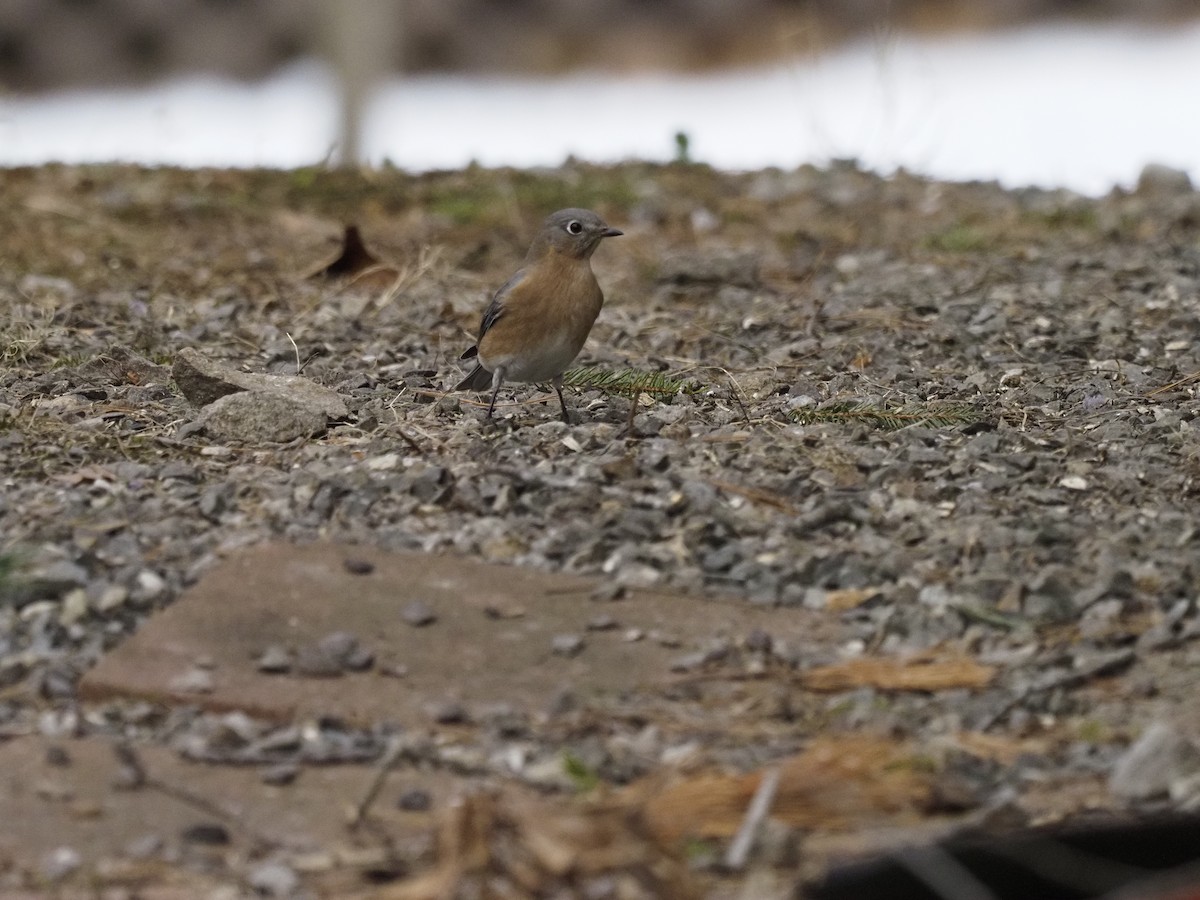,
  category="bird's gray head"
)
[529,208,623,261]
